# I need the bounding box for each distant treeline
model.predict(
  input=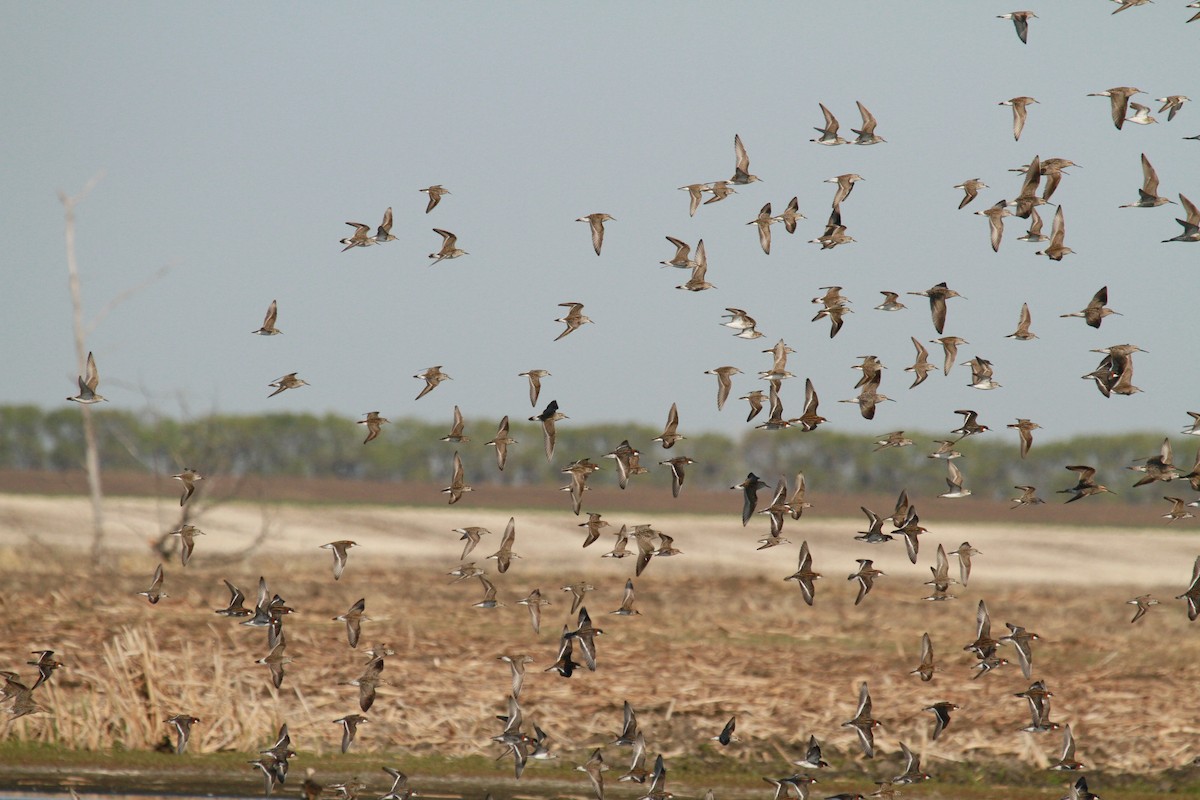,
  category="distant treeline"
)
[0,404,1185,504]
